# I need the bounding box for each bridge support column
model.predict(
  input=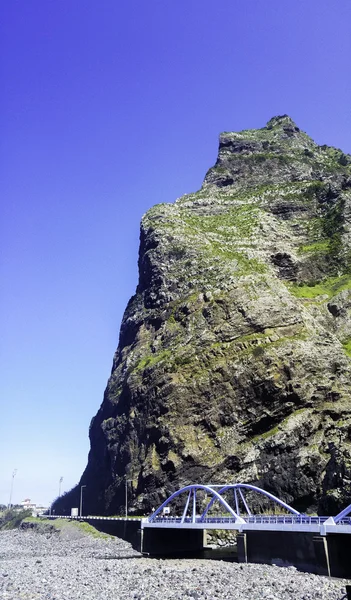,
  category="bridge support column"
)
[325,534,351,578]
[312,536,330,577]
[238,531,326,574]
[142,528,206,556]
[237,533,247,563]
